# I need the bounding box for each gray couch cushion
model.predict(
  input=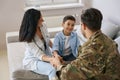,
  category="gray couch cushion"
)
[6,31,19,43]
[13,69,48,80]
[115,36,120,53]
[101,20,120,39]
[115,31,120,39]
